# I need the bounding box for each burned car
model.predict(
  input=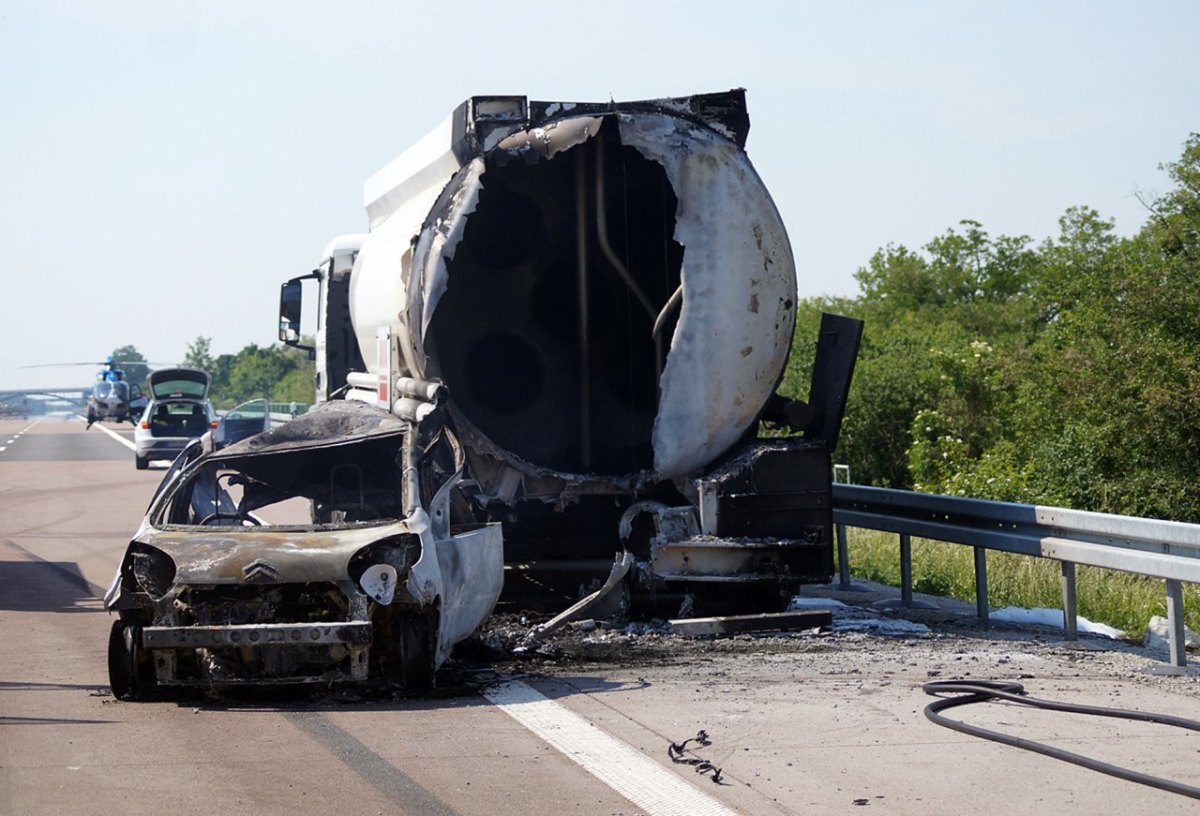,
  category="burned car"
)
[104,400,503,699]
